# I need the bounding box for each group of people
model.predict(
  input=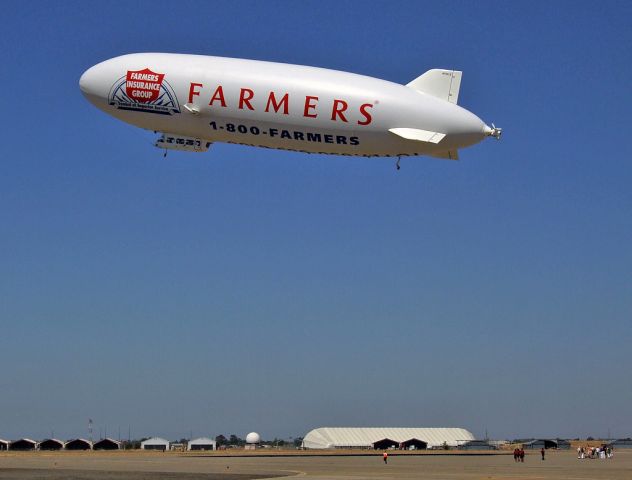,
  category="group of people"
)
[577,445,614,459]
[513,447,547,461]
[513,447,526,462]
